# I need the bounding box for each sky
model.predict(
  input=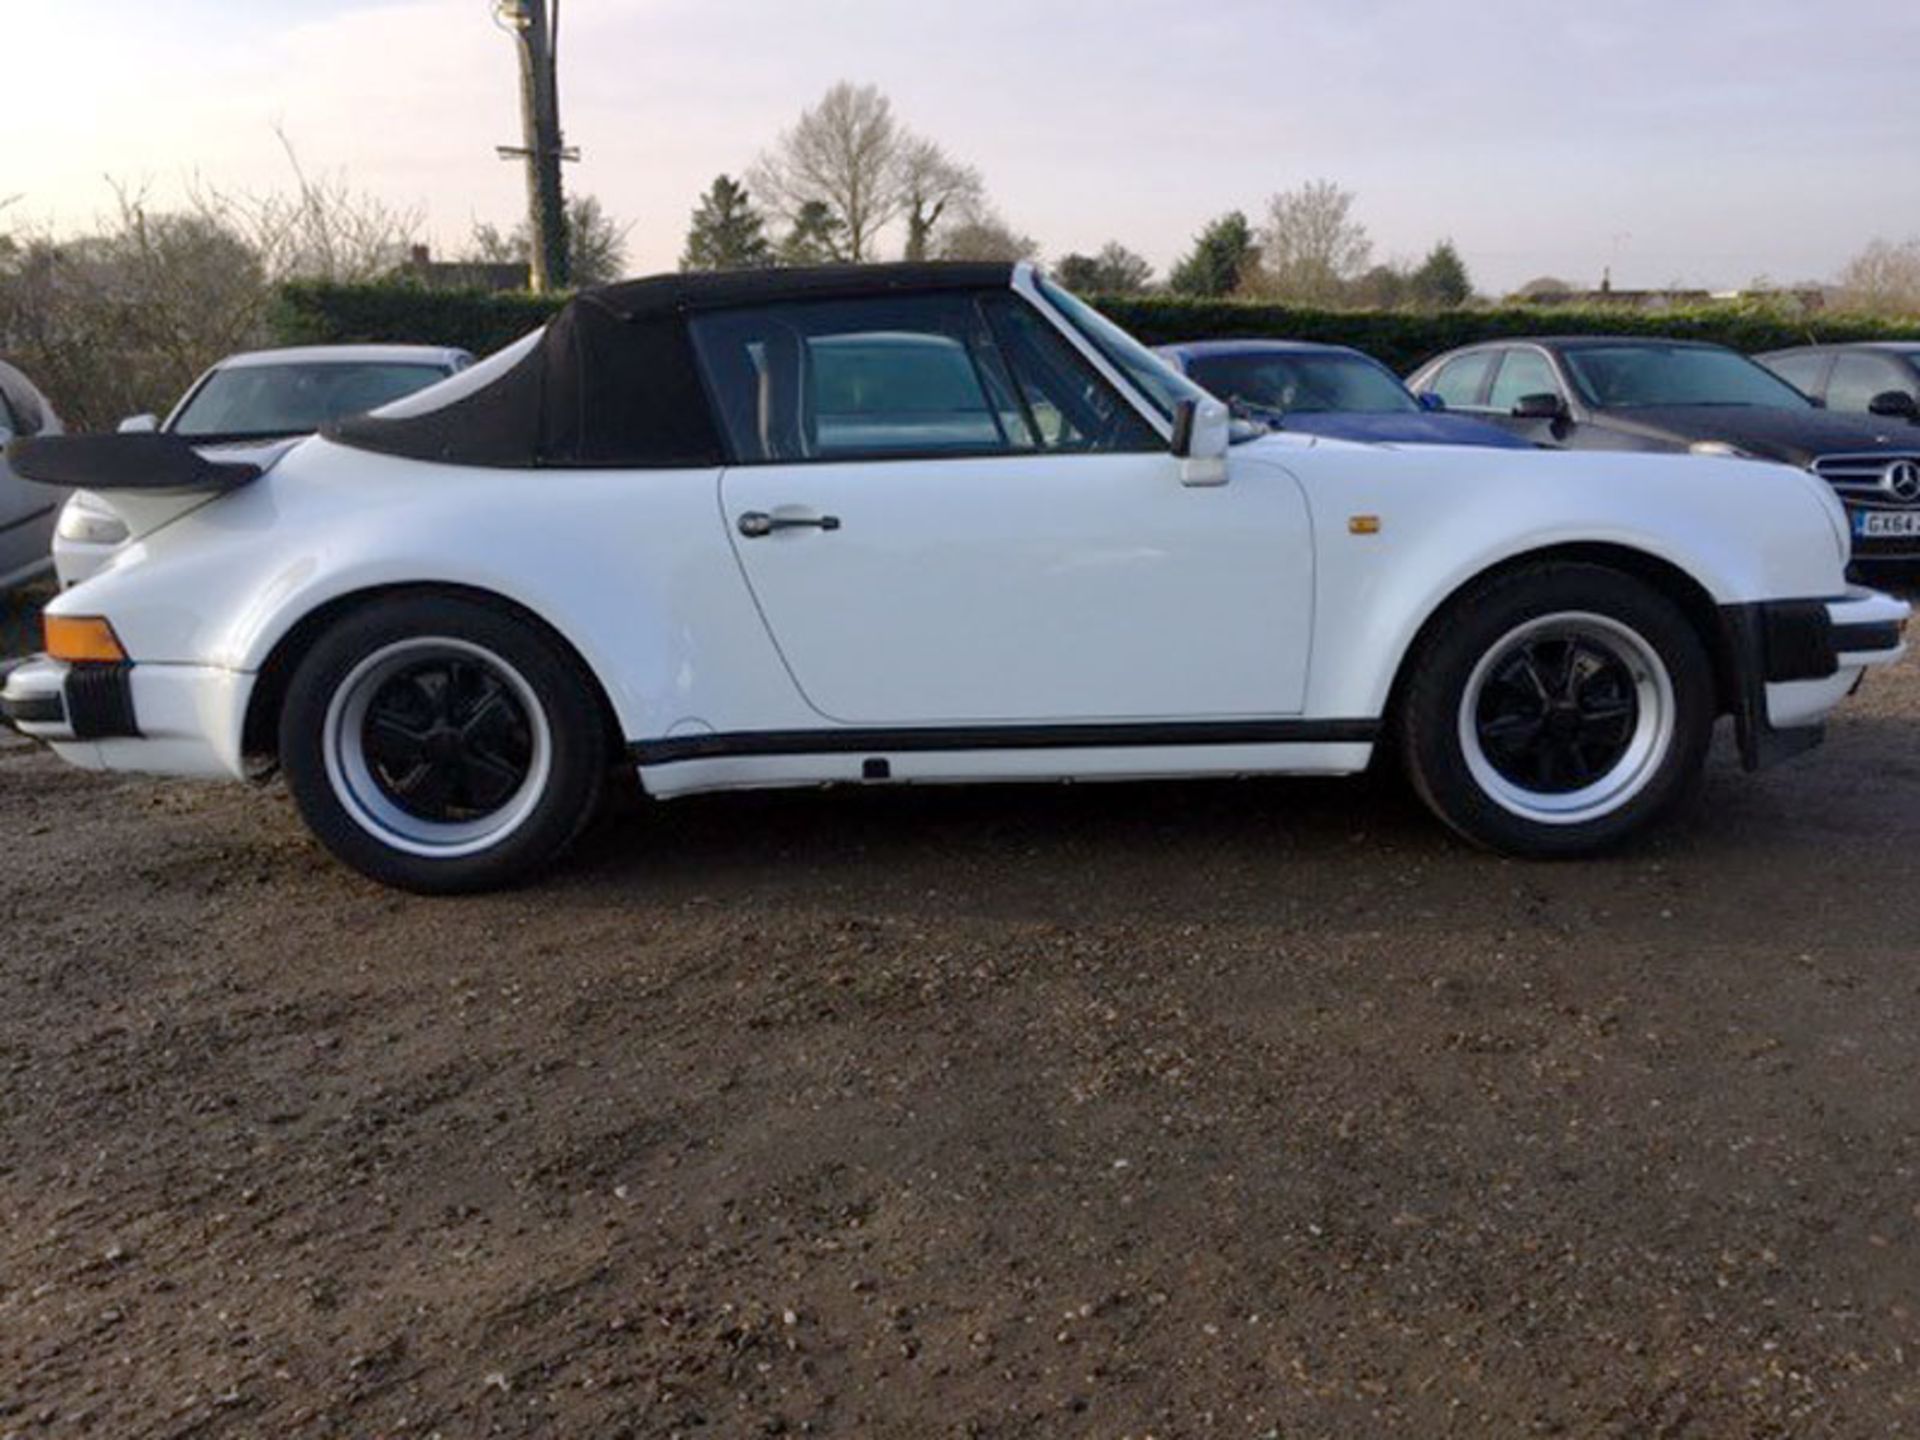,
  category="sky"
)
[7,0,1918,295]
